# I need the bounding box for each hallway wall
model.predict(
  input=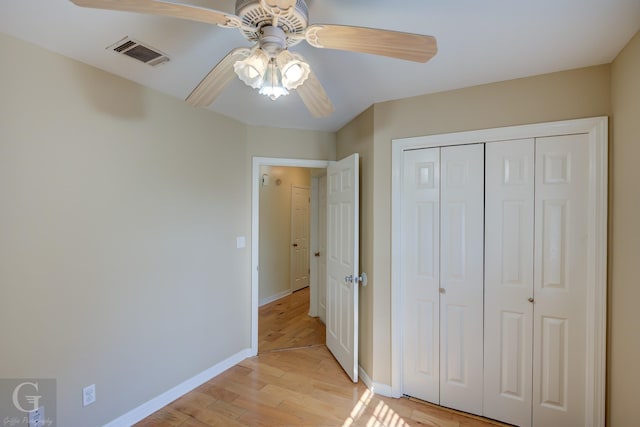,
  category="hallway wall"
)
[258,166,311,304]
